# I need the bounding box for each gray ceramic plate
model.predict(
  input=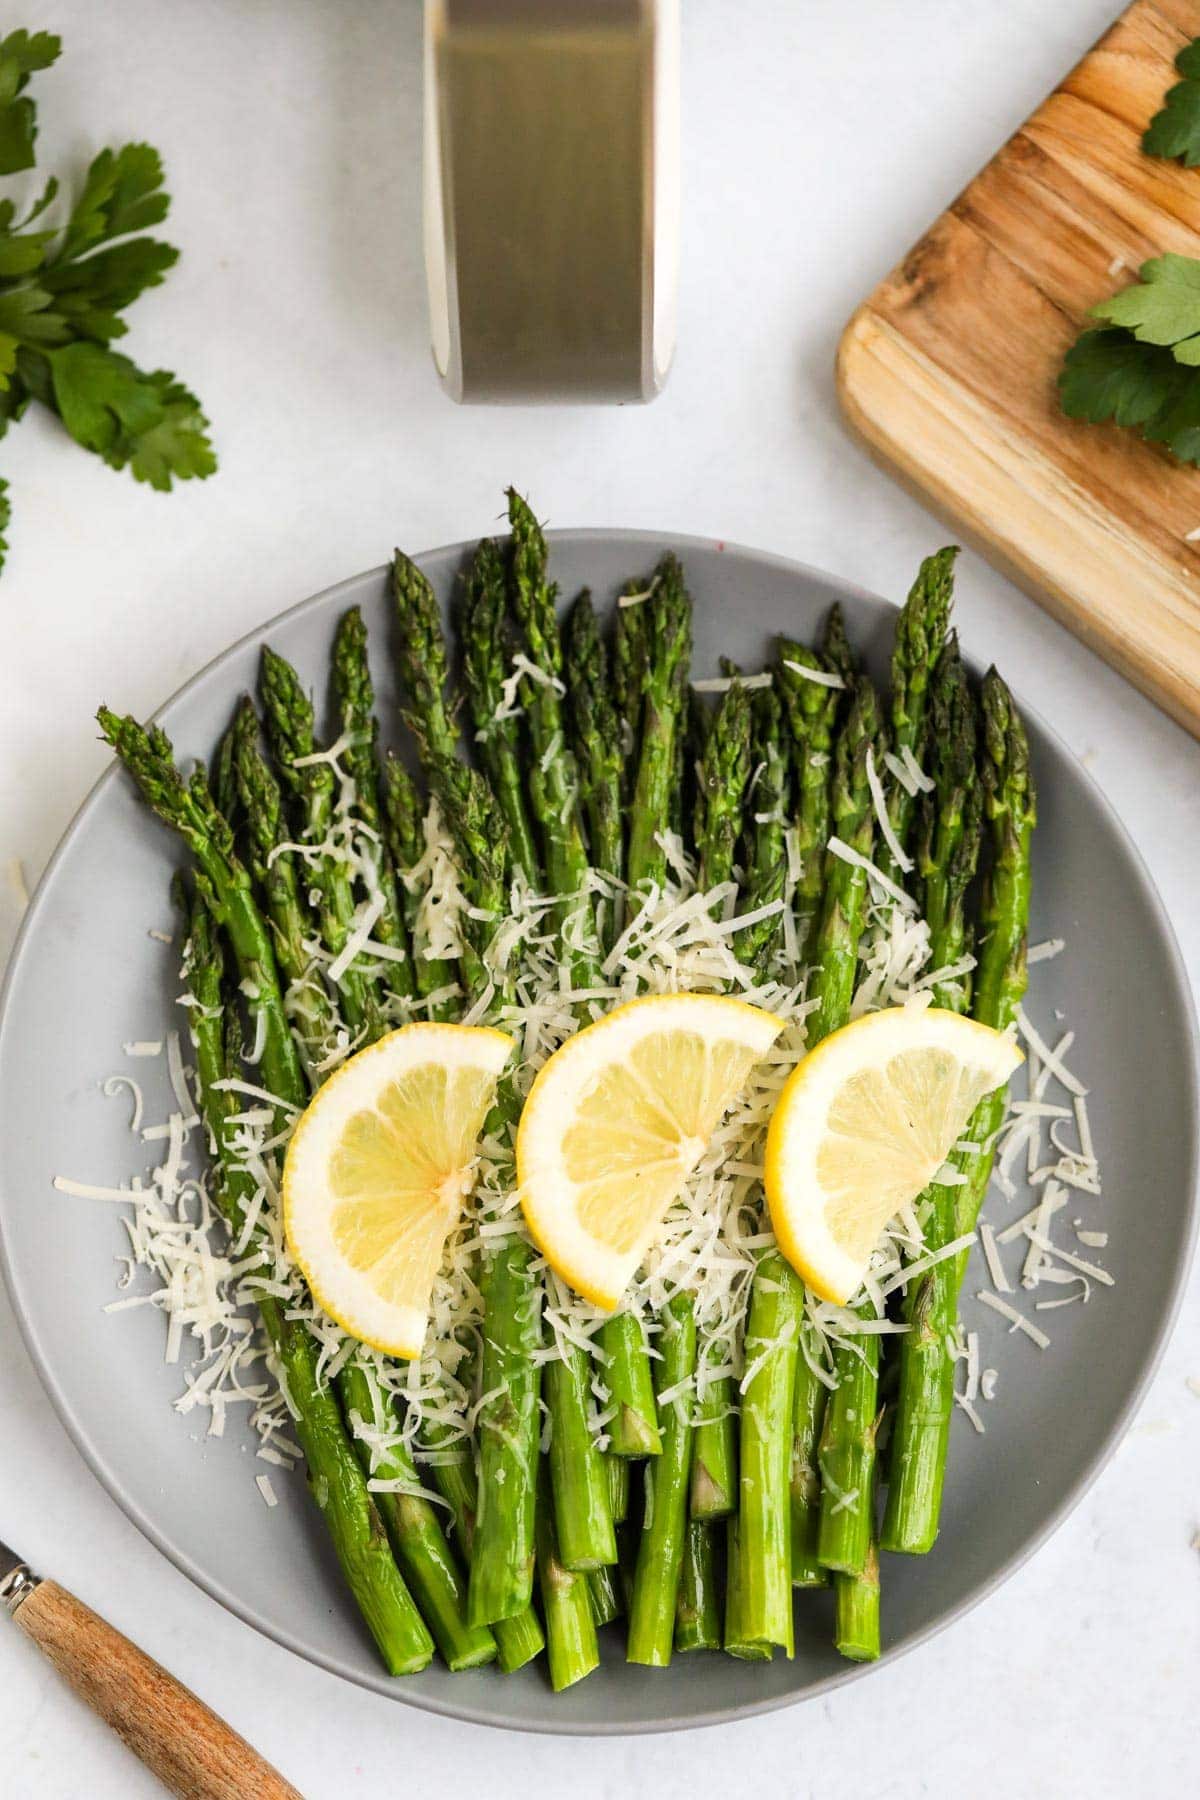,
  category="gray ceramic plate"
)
[1,532,1196,1734]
